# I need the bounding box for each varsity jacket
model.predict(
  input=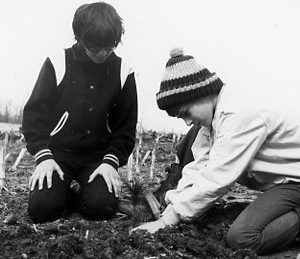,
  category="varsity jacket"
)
[22,44,138,169]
